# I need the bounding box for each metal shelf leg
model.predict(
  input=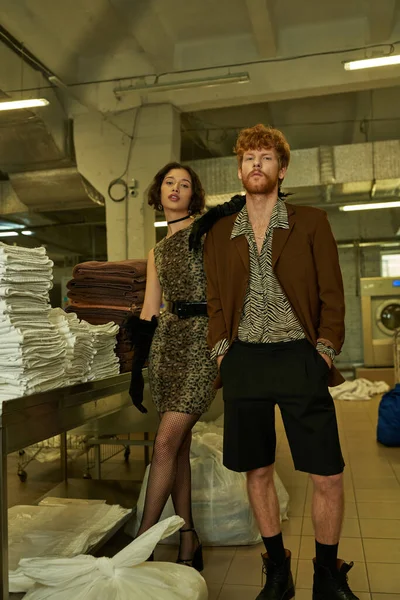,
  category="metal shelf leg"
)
[0,428,9,600]
[60,432,68,483]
